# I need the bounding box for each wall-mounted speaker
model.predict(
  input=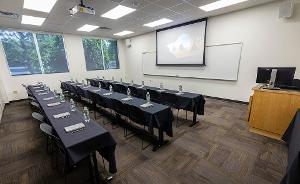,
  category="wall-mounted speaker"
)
[279,1,294,18]
[125,39,131,48]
